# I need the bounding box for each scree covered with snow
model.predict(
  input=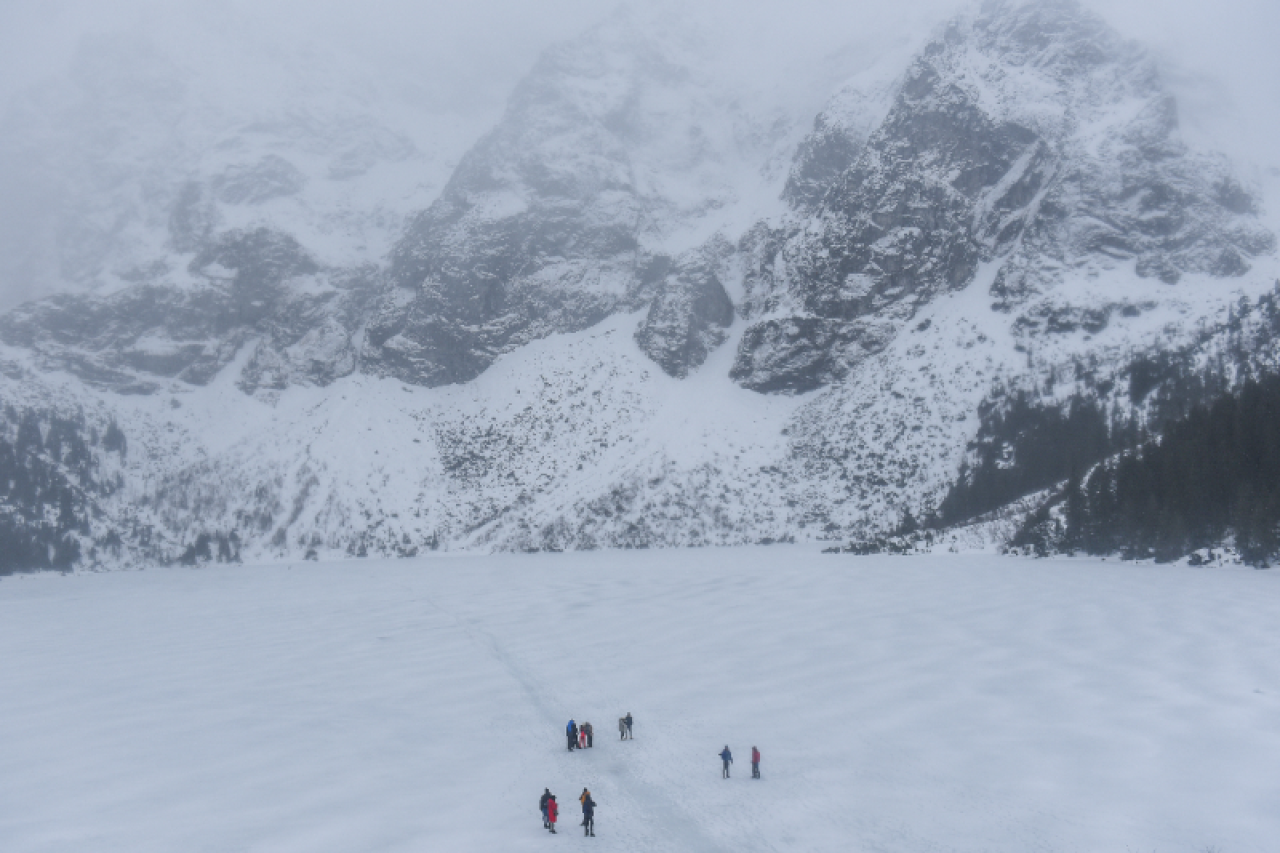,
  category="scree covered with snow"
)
[2,548,1277,852]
